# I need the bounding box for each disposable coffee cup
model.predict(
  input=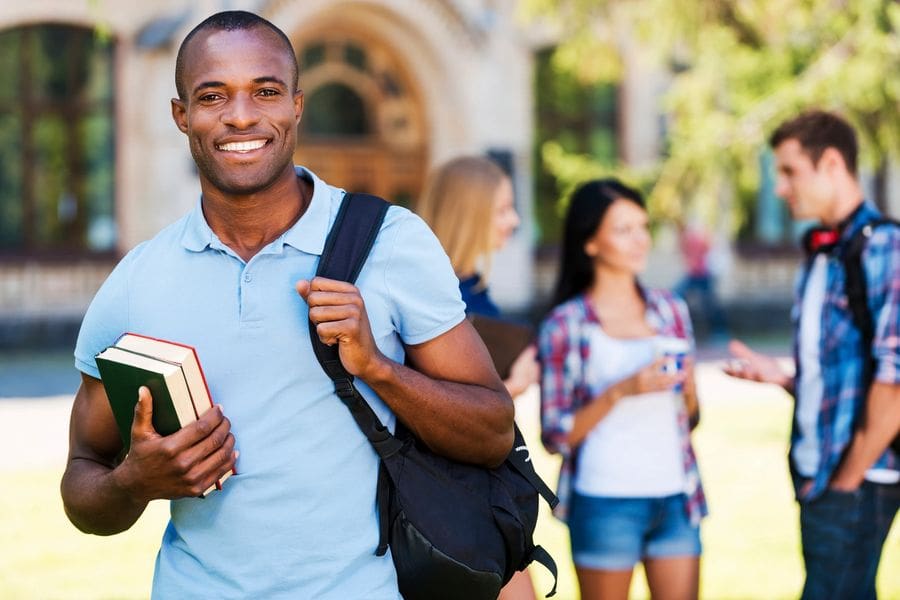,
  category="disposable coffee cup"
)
[657,337,690,392]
